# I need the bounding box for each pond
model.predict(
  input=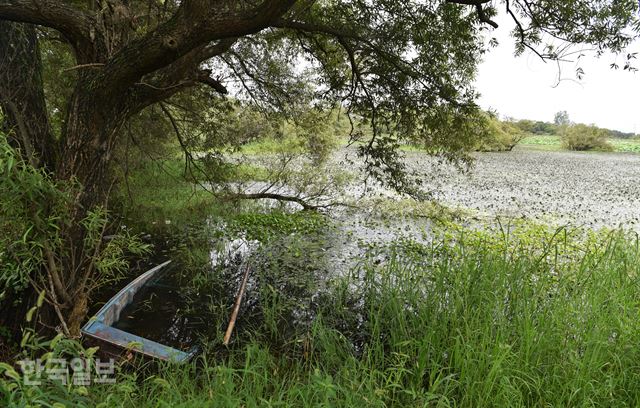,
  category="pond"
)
[94,147,640,358]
